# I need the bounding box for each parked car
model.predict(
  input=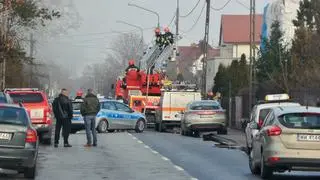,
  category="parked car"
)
[249,106,320,179]
[245,94,300,152]
[0,103,39,178]
[70,98,85,134]
[96,99,146,133]
[180,100,227,136]
[5,88,53,145]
